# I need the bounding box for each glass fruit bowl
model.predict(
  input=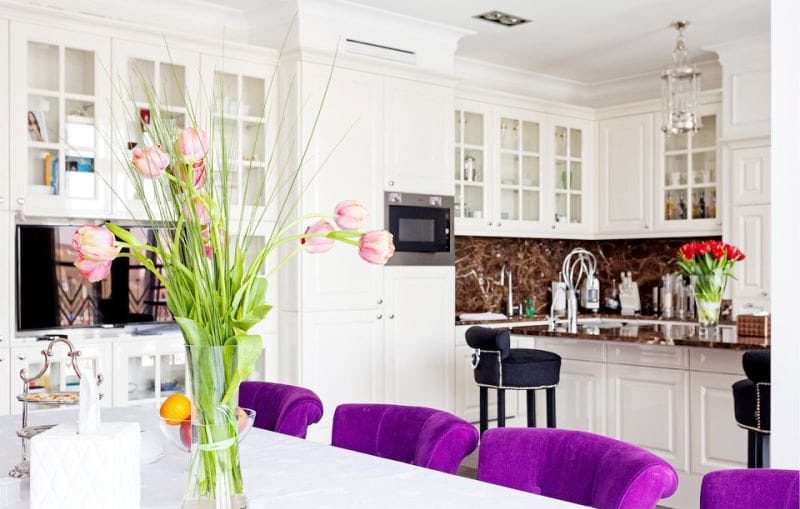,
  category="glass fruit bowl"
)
[158,407,256,453]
